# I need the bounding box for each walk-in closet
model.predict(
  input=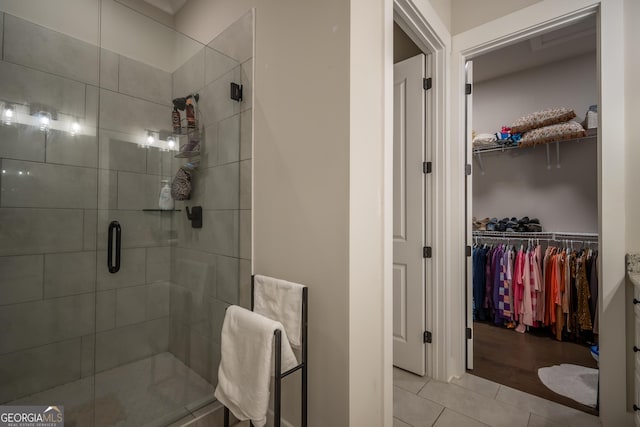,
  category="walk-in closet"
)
[467,15,600,415]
